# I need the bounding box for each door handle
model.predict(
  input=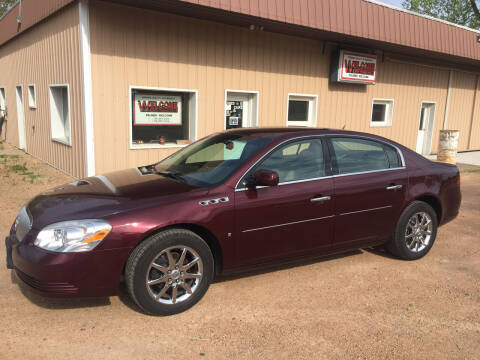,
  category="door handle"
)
[311,196,331,202]
[386,185,403,190]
